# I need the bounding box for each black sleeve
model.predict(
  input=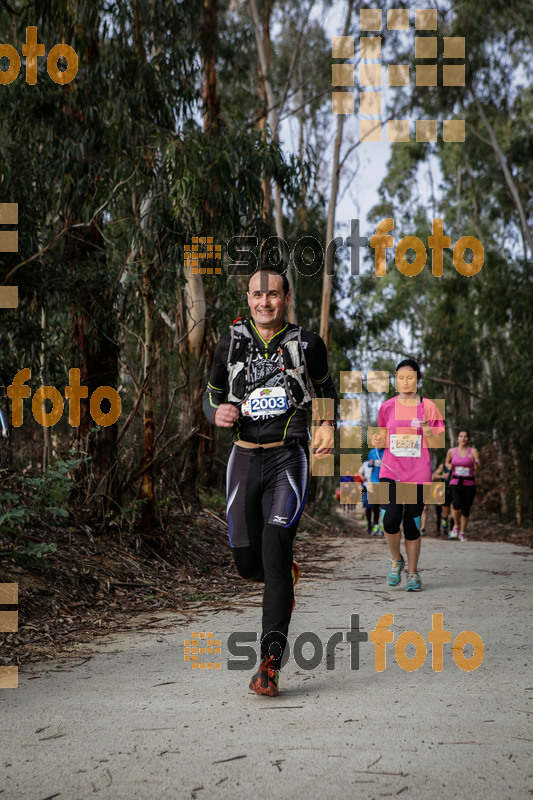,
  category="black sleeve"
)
[303,332,338,426]
[202,336,231,425]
